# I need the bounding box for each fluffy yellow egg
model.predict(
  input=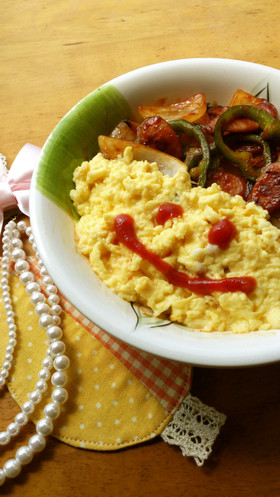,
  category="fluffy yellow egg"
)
[70,147,280,333]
